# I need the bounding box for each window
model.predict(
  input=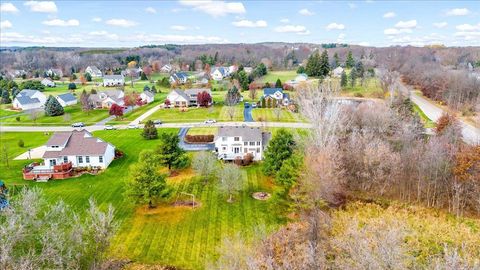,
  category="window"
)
[78,156,83,163]
[49,159,56,166]
[63,156,68,163]
[234,147,240,154]
[222,137,227,142]
[99,156,103,163]
[85,156,90,163]
[222,147,226,151]
[244,142,248,146]
[234,137,240,141]
[257,141,261,146]
[244,148,248,153]
[256,148,260,153]
[249,142,255,146]
[51,145,59,148]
